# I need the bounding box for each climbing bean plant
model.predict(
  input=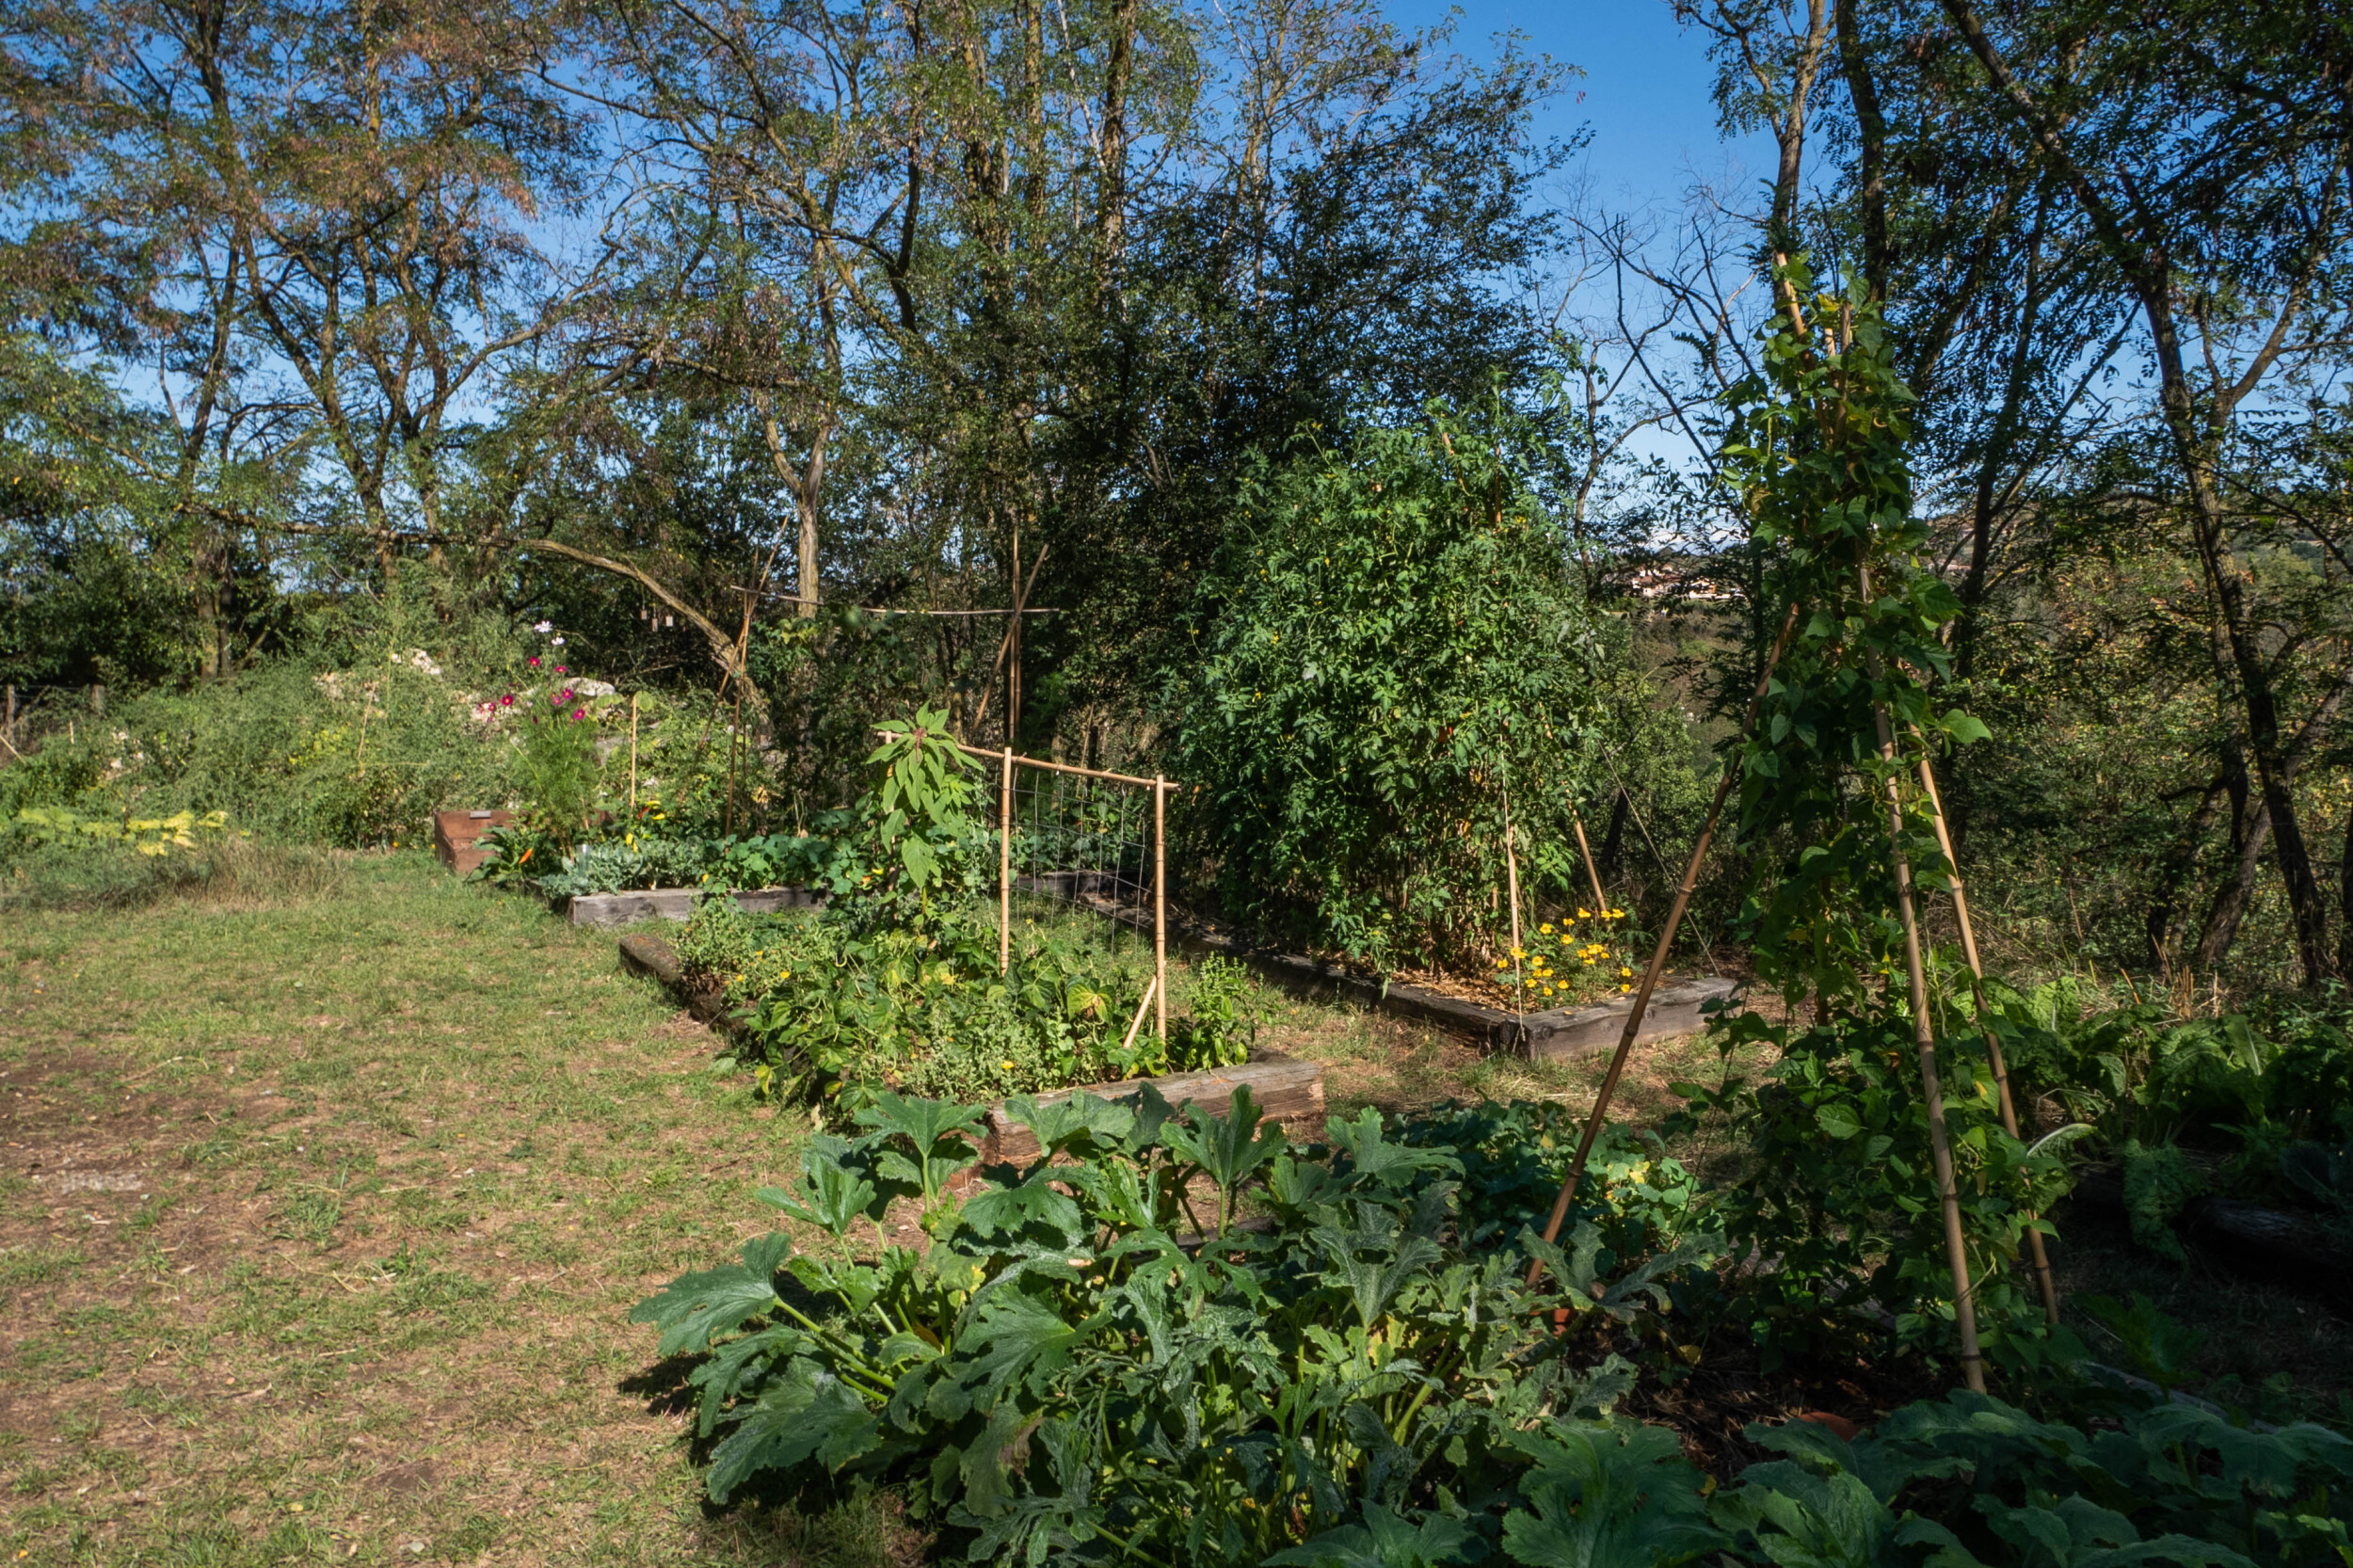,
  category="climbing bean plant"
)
[1685,260,2067,1372]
